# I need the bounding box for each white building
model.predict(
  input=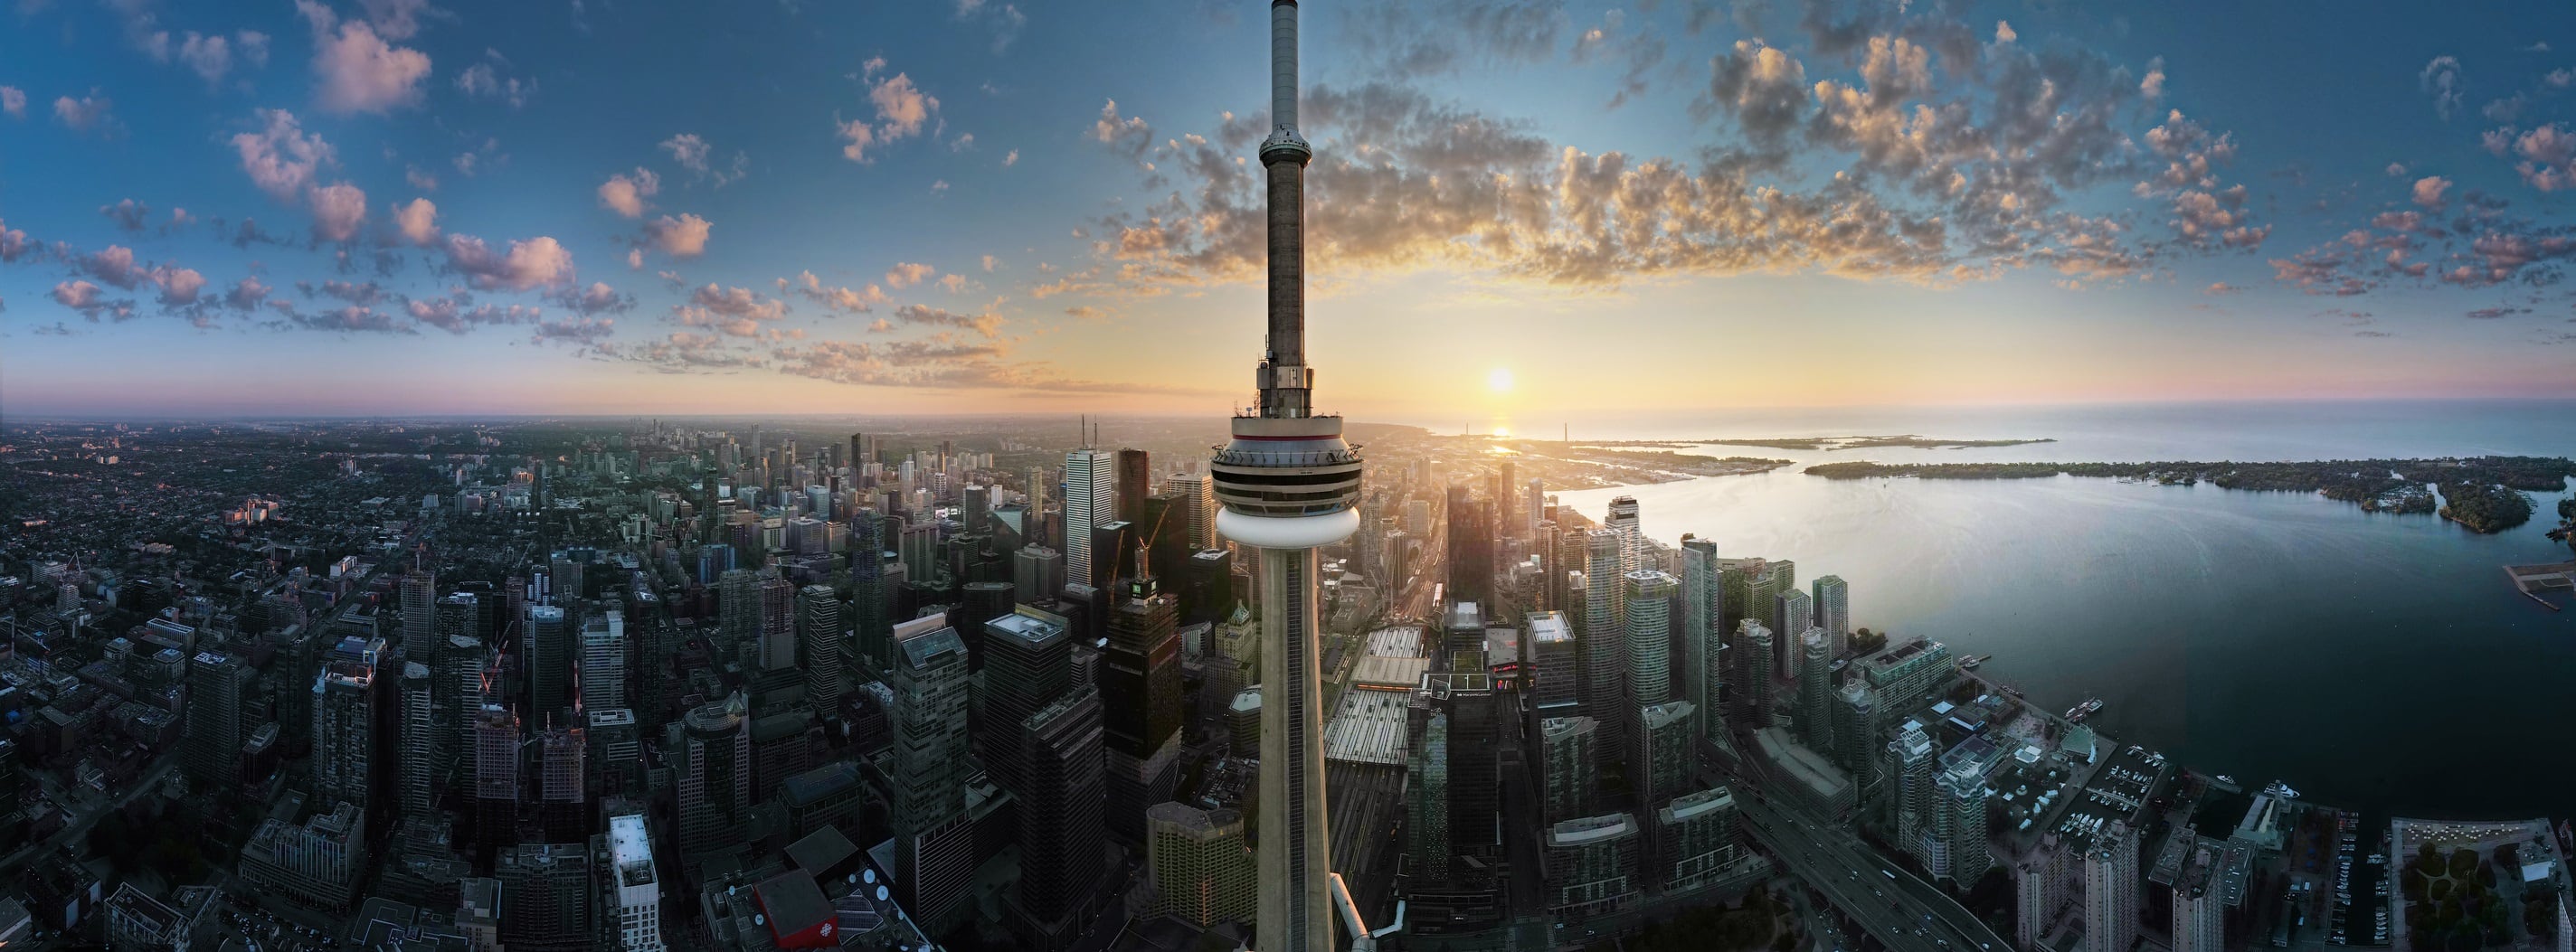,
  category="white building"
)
[604,813,666,951]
